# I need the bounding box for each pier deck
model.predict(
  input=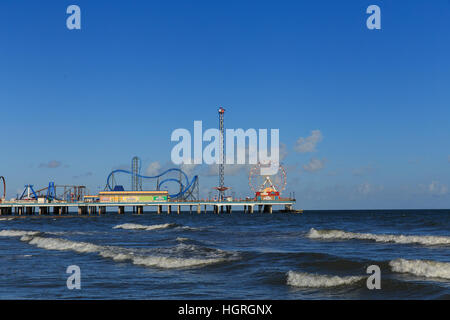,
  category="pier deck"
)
[0,200,296,215]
